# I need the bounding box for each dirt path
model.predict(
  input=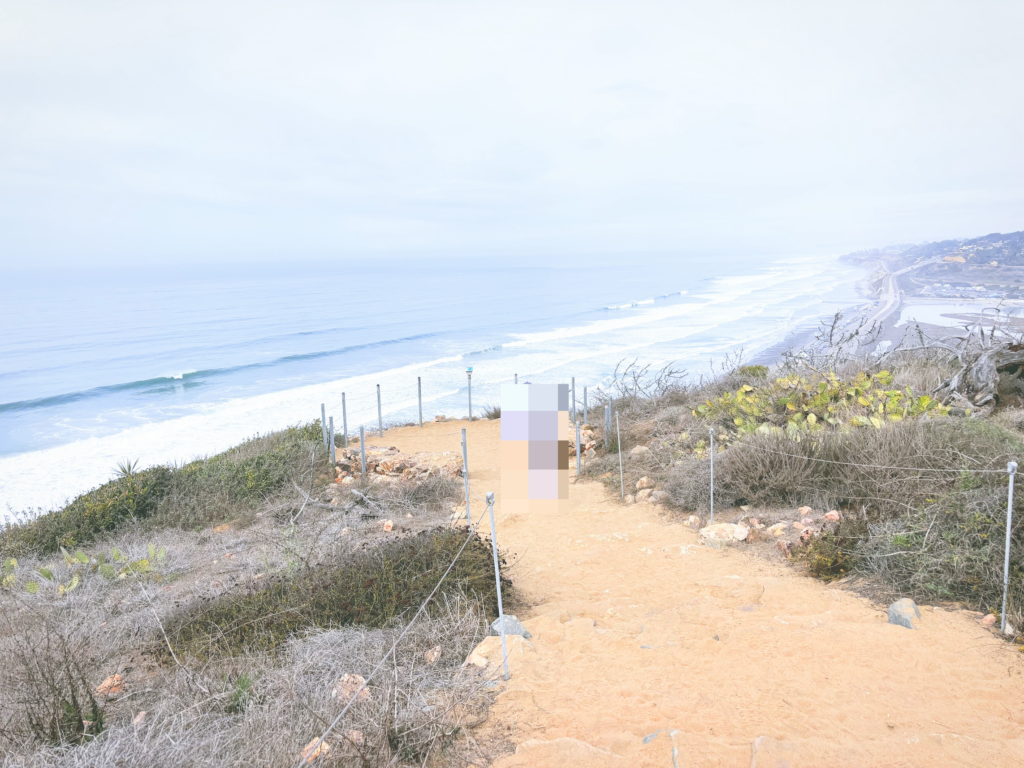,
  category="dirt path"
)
[372,419,1024,767]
